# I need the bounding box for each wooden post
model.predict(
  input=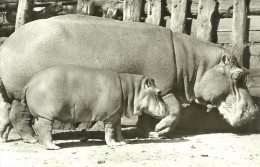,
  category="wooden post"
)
[231,0,247,66]
[15,0,35,30]
[170,0,188,33]
[145,0,161,25]
[123,0,142,22]
[77,0,94,15]
[196,0,217,41]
